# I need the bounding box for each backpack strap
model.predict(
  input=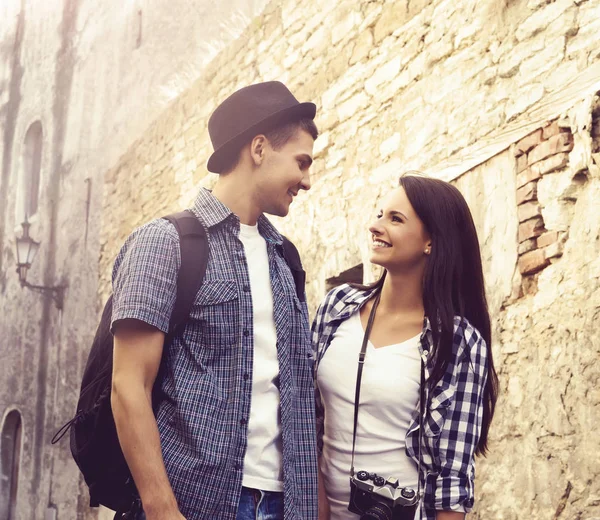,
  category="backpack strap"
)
[281,236,306,302]
[163,210,209,332]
